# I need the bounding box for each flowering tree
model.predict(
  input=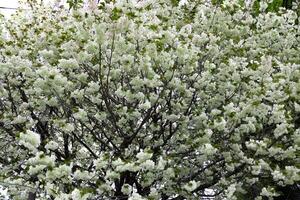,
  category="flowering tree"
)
[0,0,300,199]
